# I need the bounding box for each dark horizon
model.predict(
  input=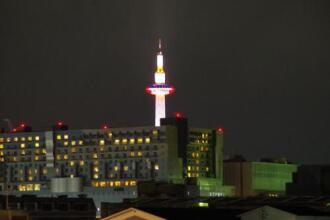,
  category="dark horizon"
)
[0,0,330,164]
